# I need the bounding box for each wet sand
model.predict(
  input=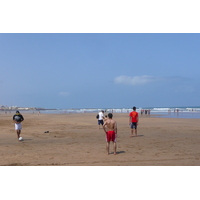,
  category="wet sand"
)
[0,112,200,166]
